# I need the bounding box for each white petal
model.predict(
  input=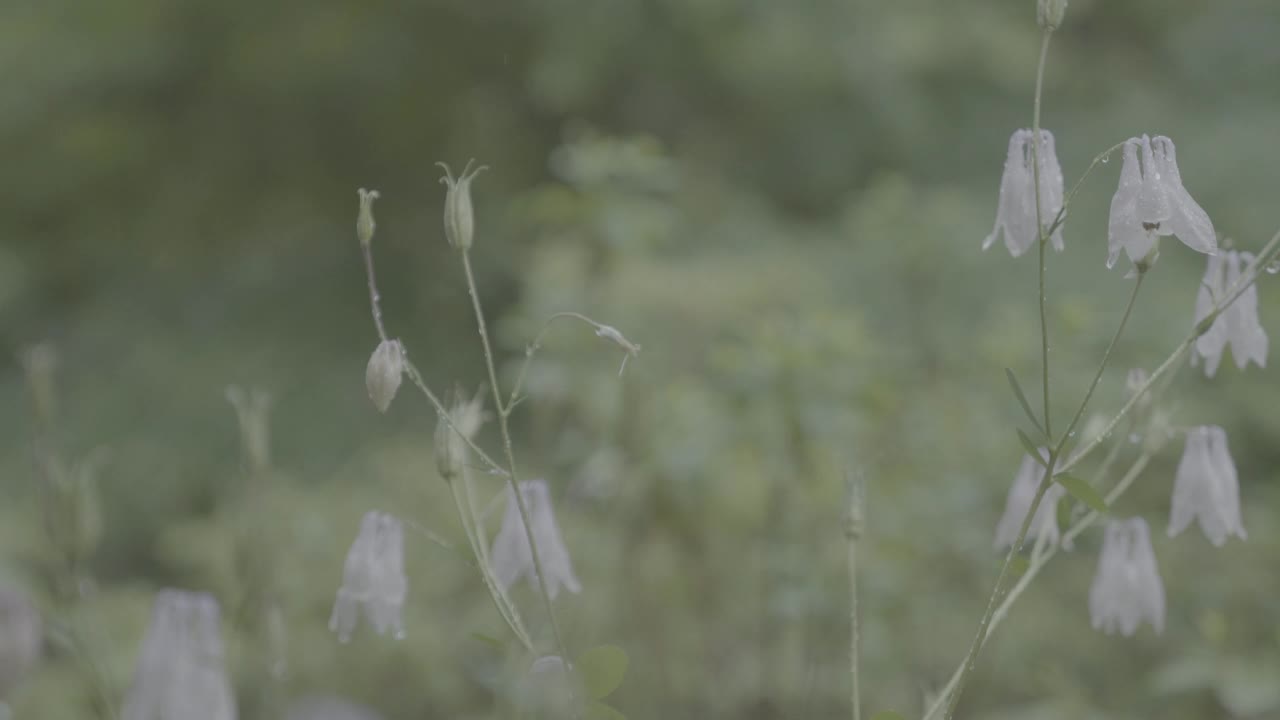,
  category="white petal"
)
[1136,135,1172,230]
[1193,254,1229,377]
[1225,251,1269,371]
[1107,139,1145,269]
[1035,129,1067,251]
[1152,136,1217,255]
[986,130,1038,257]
